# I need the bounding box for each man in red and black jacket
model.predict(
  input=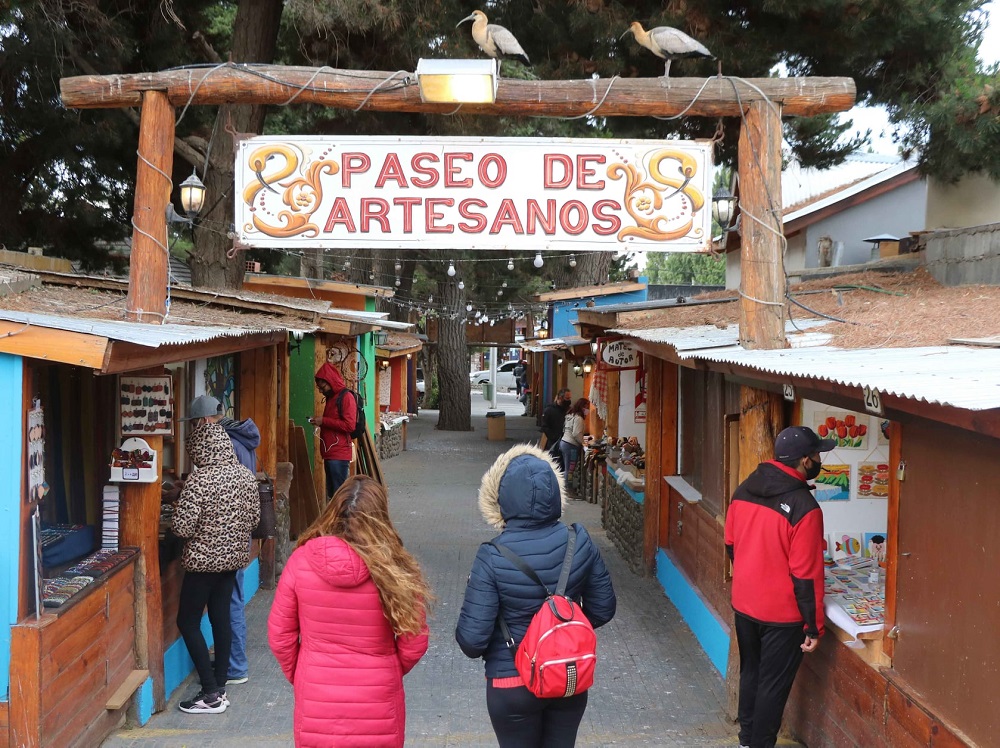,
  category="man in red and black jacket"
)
[725,425,833,748]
